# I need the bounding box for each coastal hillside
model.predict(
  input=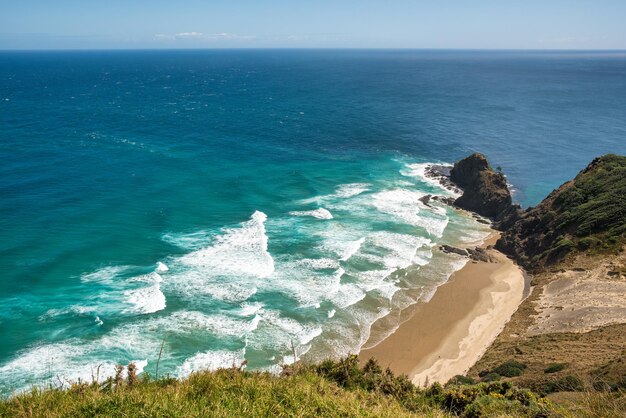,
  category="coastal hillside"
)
[496,154,626,270]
